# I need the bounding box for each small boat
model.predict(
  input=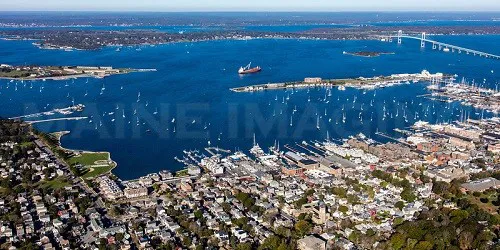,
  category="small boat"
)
[238,62,261,74]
